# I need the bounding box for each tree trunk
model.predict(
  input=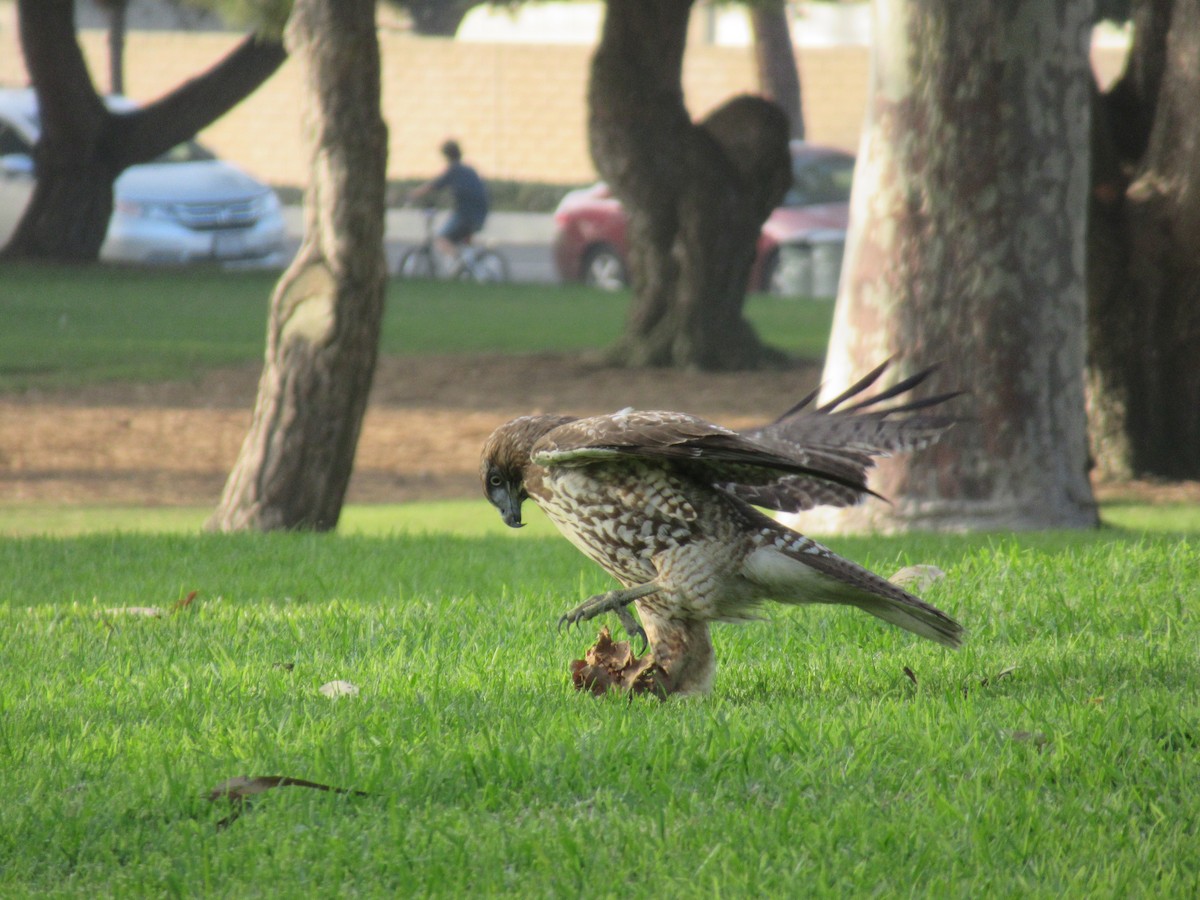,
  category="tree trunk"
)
[1088,0,1200,479]
[208,0,388,533]
[404,0,478,35]
[749,2,804,139]
[589,0,792,370]
[107,0,127,95]
[807,0,1098,532]
[1,0,285,262]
